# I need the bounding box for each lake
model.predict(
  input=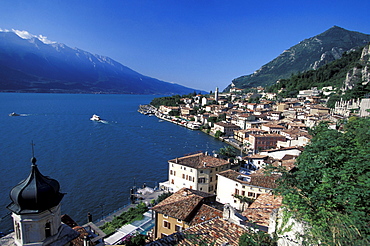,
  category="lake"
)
[0,93,227,233]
